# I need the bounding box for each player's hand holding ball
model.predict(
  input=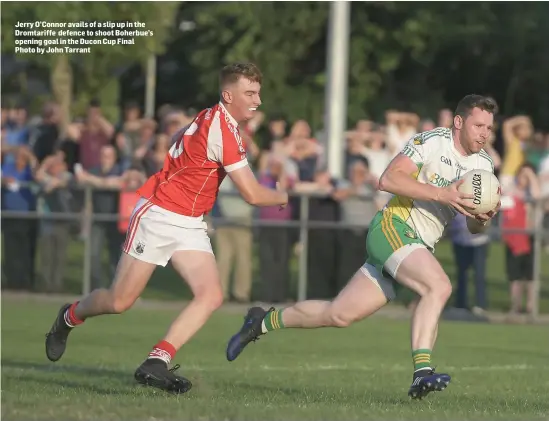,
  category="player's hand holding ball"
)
[457,169,501,222]
[436,179,477,218]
